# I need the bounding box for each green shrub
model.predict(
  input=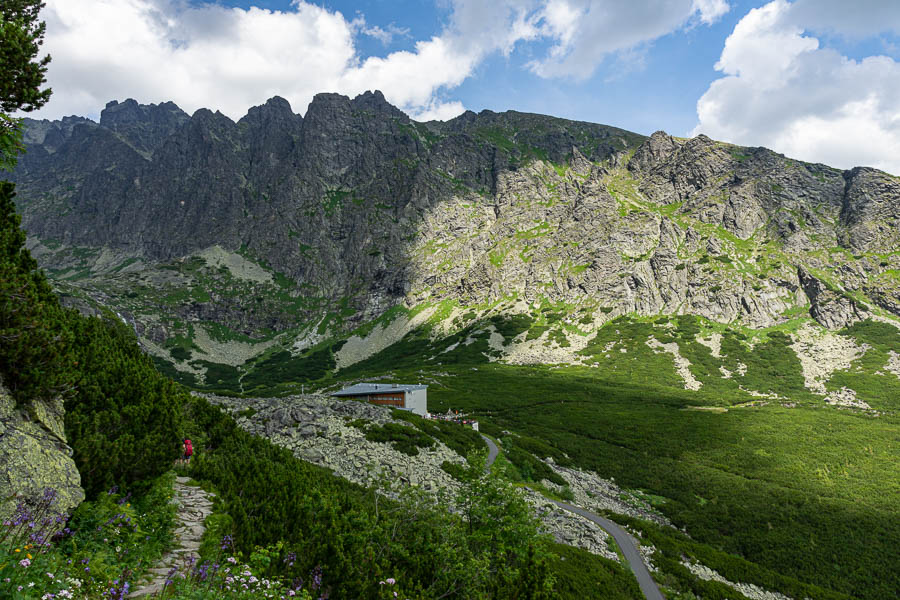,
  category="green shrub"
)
[64,316,185,497]
[186,397,555,598]
[0,181,74,404]
[1,182,184,498]
[364,422,434,455]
